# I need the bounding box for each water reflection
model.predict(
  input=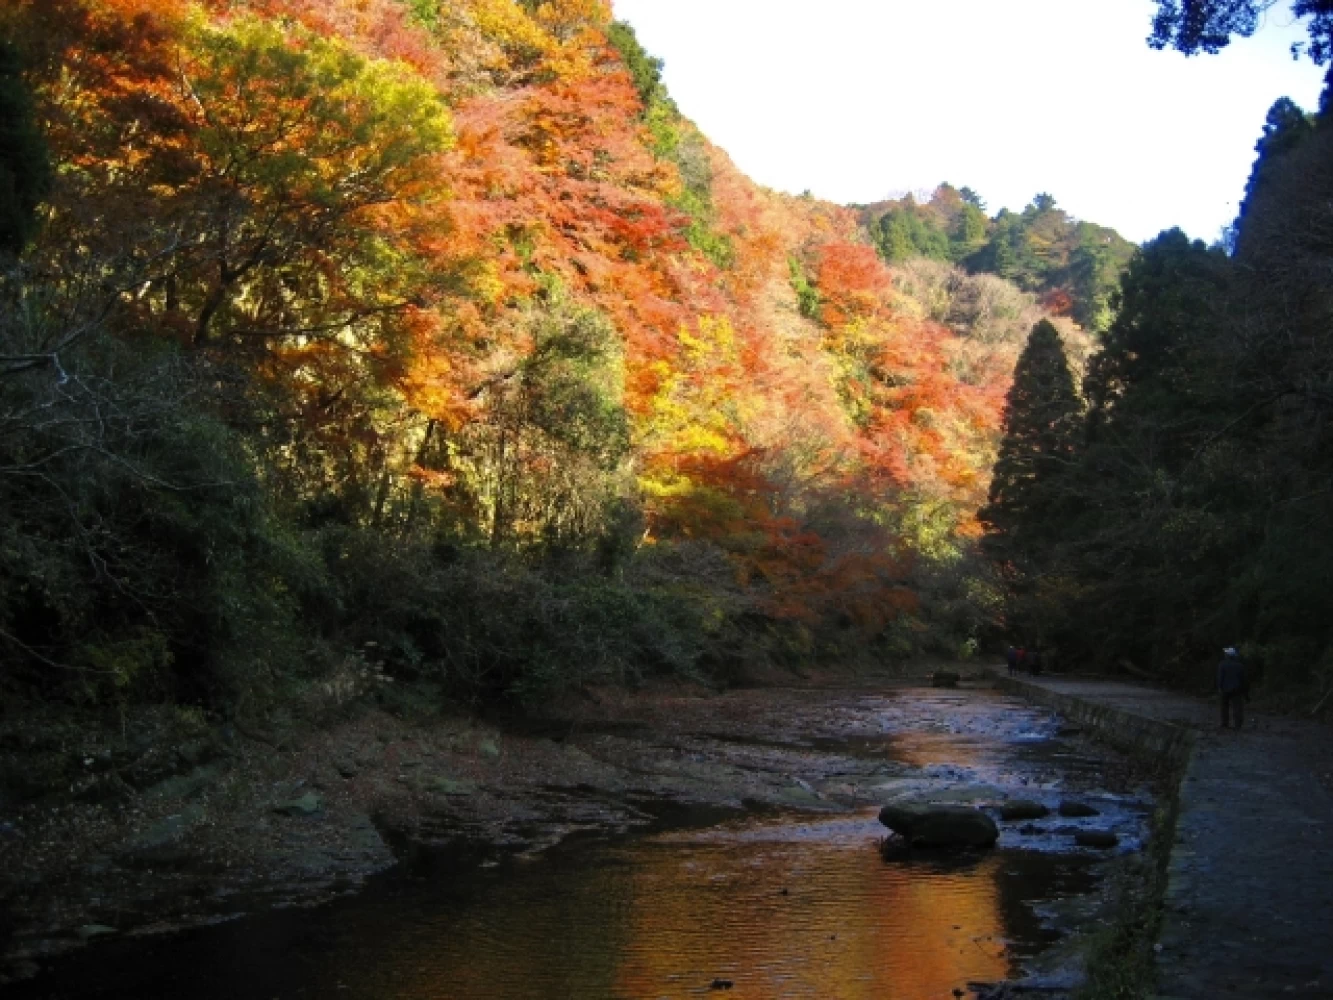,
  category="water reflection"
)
[613,816,1011,999]
[20,811,1092,1000]
[310,816,1028,1000]
[14,690,1117,1000]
